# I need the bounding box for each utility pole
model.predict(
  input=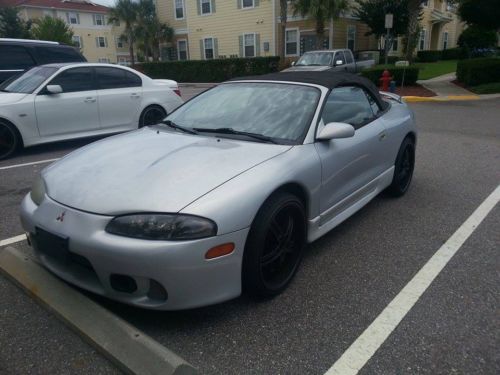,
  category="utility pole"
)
[384,13,393,65]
